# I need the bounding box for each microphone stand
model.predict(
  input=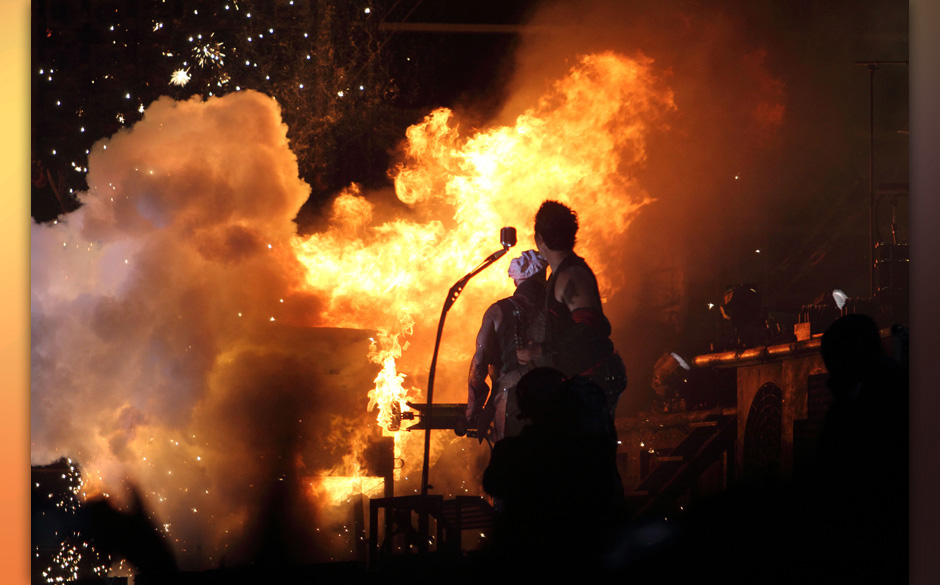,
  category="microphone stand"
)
[420,245,511,496]
[414,241,513,551]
